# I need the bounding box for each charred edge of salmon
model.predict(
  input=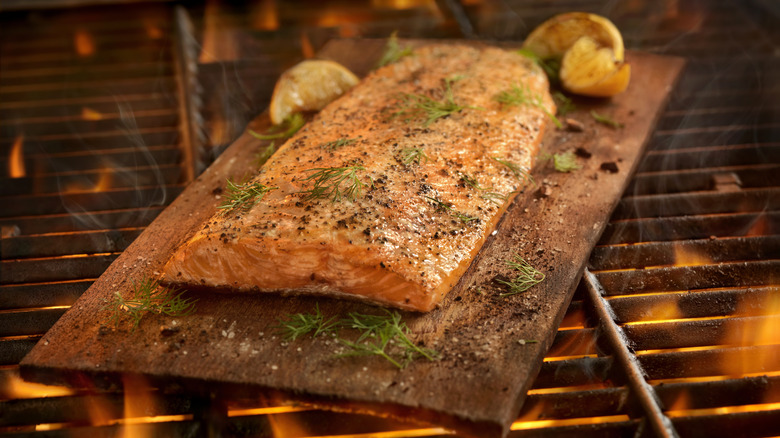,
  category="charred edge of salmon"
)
[161,44,554,312]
